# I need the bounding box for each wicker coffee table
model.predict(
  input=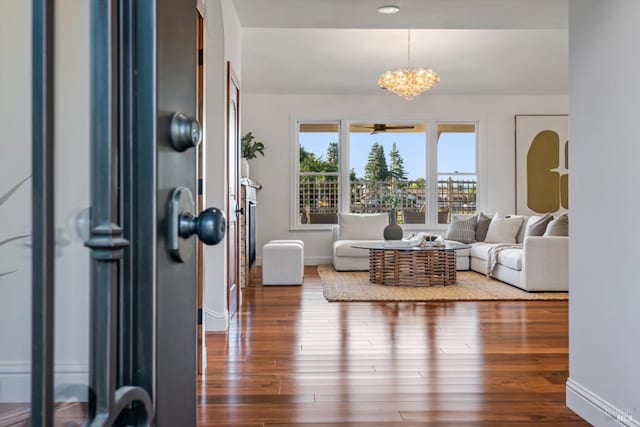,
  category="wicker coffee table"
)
[351,241,471,287]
